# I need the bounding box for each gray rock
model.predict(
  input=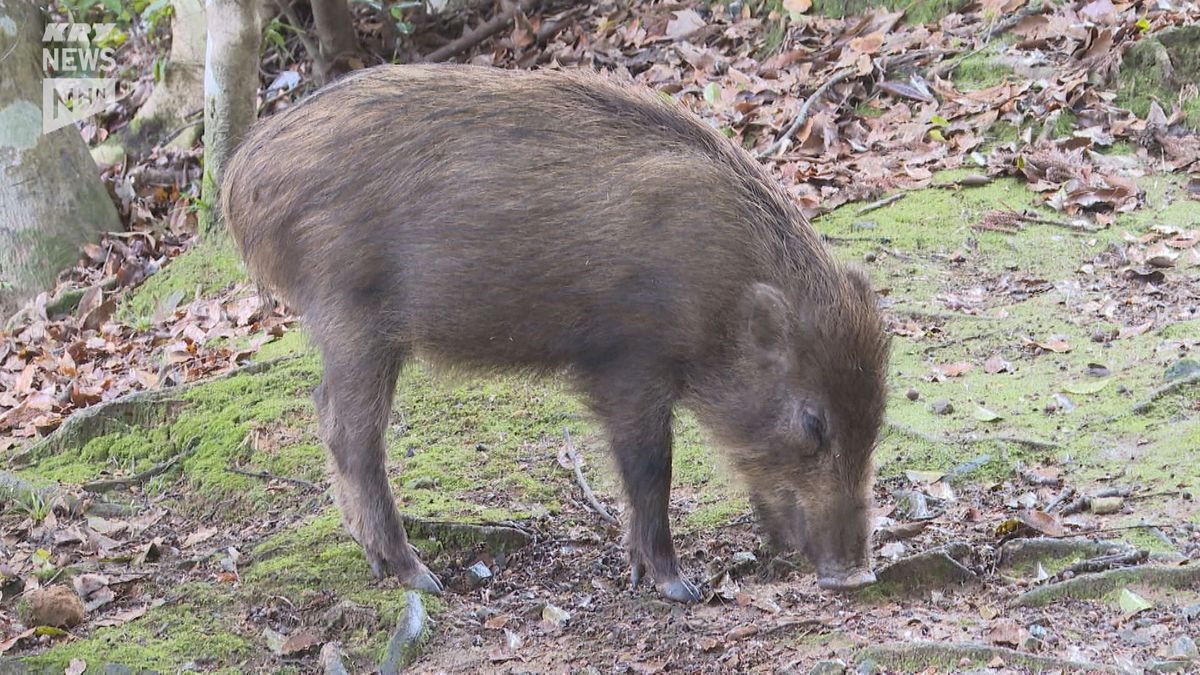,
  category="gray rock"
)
[466,560,493,587]
[897,490,931,520]
[931,399,954,415]
[809,659,847,675]
[320,642,350,675]
[1165,359,1200,381]
[1169,635,1198,660]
